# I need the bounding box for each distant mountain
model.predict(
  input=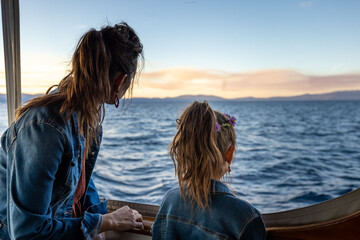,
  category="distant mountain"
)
[131,94,225,102]
[148,90,360,101]
[0,90,359,103]
[168,90,360,101]
[233,90,360,101]
[164,95,225,101]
